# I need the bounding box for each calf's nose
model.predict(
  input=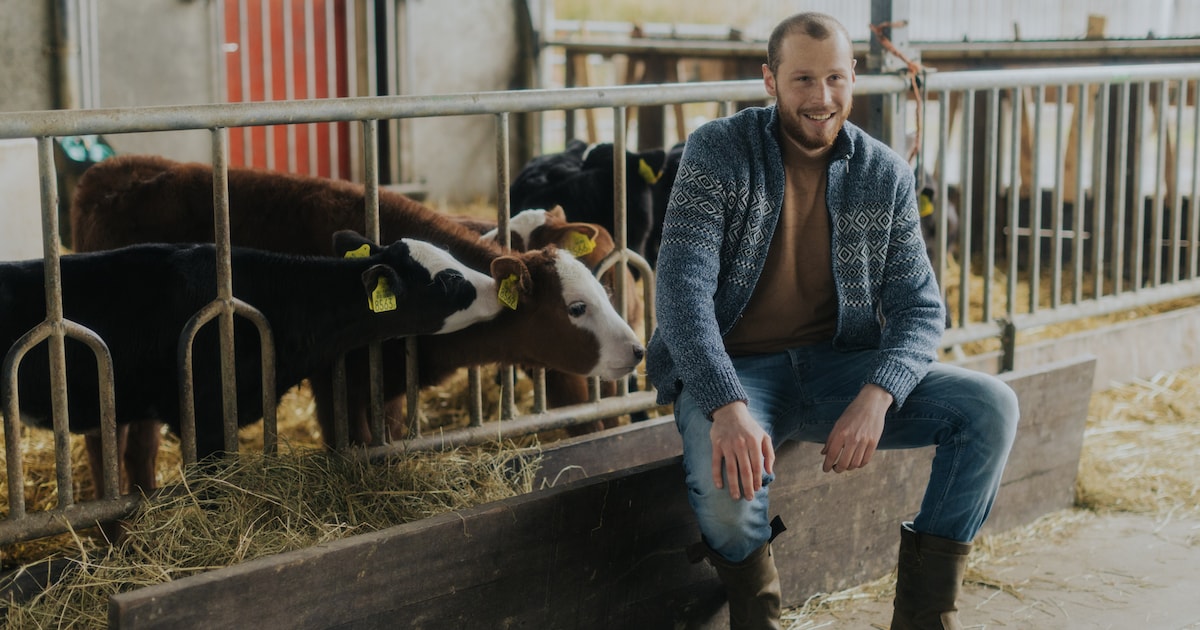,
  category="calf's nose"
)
[632,344,645,362]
